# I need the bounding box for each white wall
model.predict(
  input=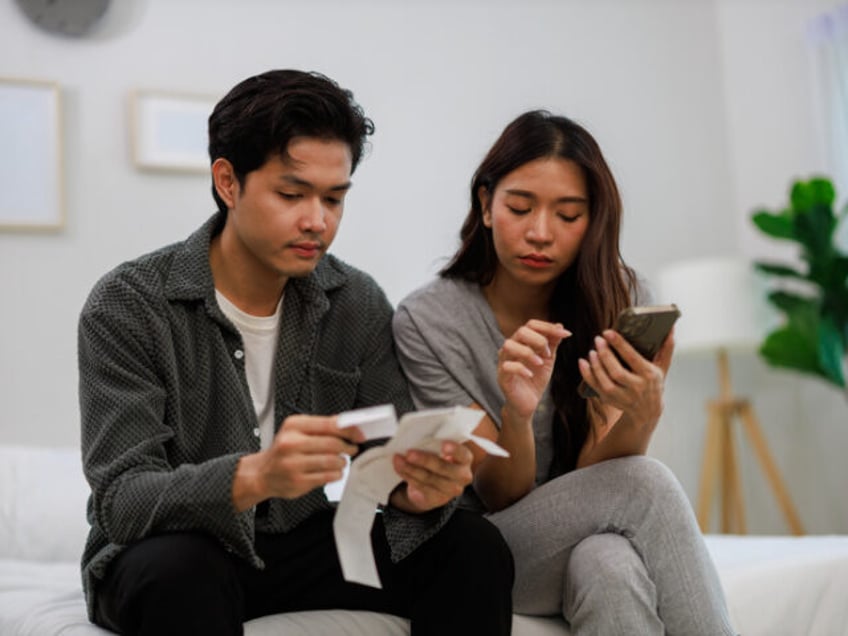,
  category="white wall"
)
[650,0,848,535]
[0,0,844,533]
